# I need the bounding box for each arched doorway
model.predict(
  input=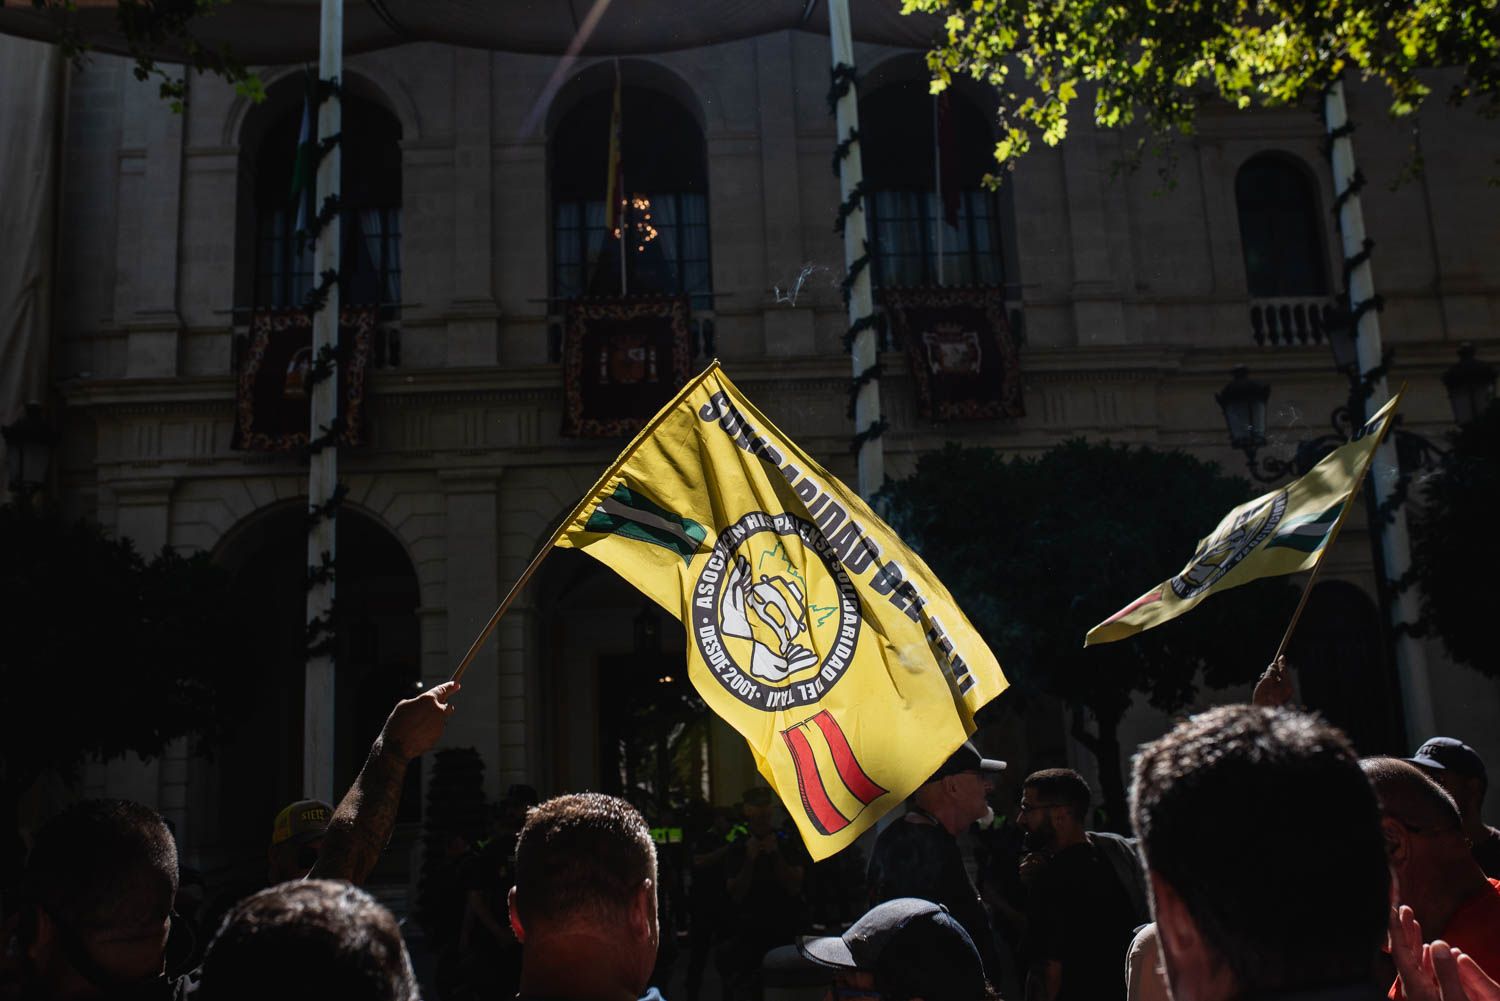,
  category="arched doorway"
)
[201,504,422,894]
[1287,579,1403,754]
